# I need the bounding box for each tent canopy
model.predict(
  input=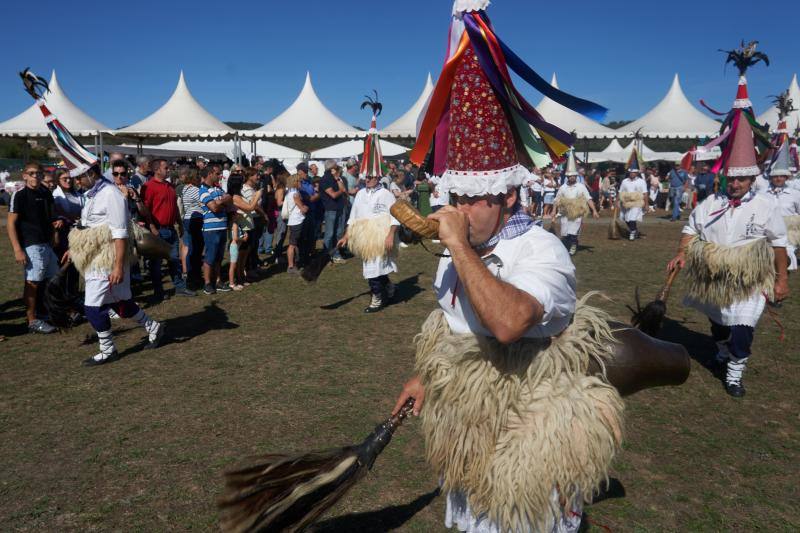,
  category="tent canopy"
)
[536,74,620,139]
[615,74,720,139]
[0,70,107,137]
[310,138,409,159]
[155,139,305,161]
[588,139,683,163]
[250,72,359,139]
[381,74,434,138]
[115,71,233,139]
[757,74,800,133]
